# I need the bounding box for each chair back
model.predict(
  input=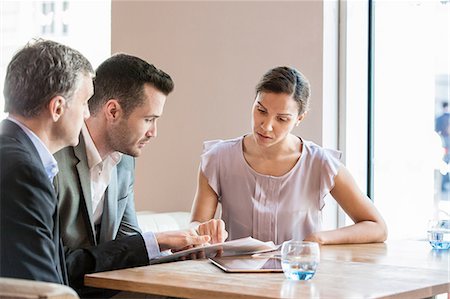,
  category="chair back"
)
[0,278,79,299]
